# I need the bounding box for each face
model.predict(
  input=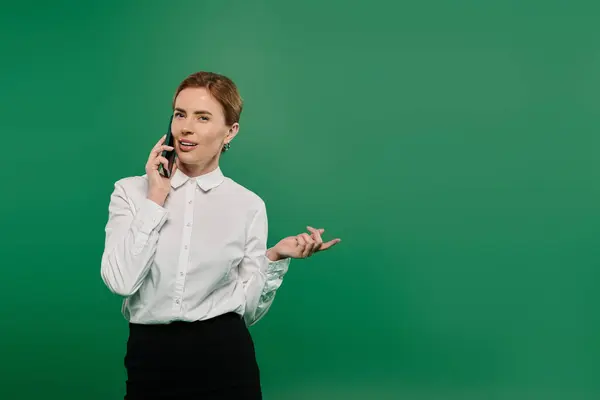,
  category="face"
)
[171,87,238,168]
